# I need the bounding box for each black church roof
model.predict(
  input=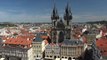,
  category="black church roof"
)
[62,39,83,45]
